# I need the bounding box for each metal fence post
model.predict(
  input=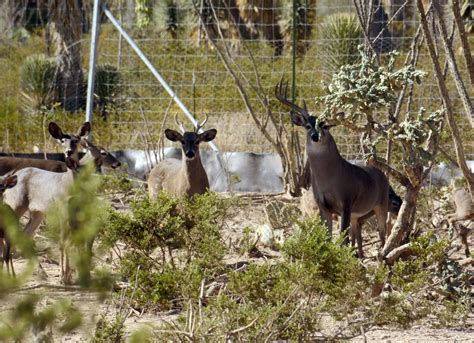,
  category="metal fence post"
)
[85,0,102,126]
